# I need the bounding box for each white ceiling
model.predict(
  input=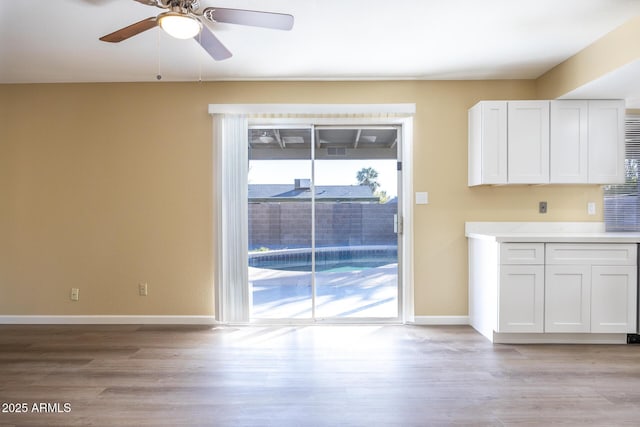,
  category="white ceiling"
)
[1,0,640,96]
